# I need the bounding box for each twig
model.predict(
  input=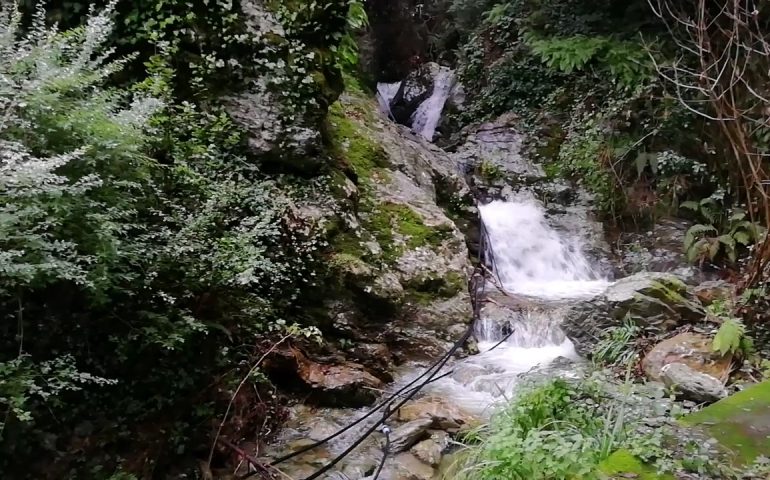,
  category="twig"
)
[207,334,292,469]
